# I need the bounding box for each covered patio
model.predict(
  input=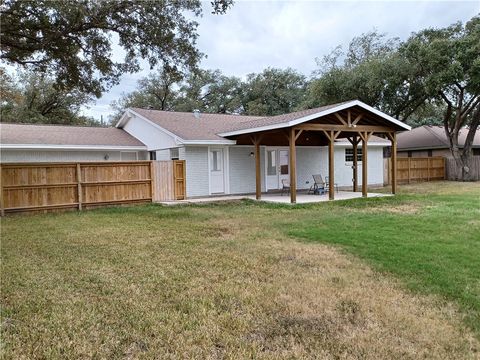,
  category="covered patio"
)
[219,100,410,204]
